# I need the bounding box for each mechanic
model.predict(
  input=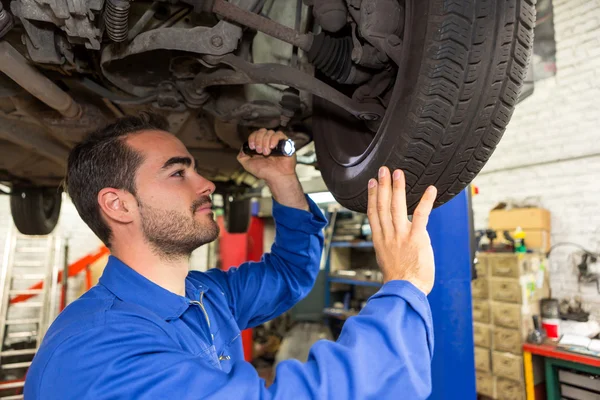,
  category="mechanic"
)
[24,112,437,399]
